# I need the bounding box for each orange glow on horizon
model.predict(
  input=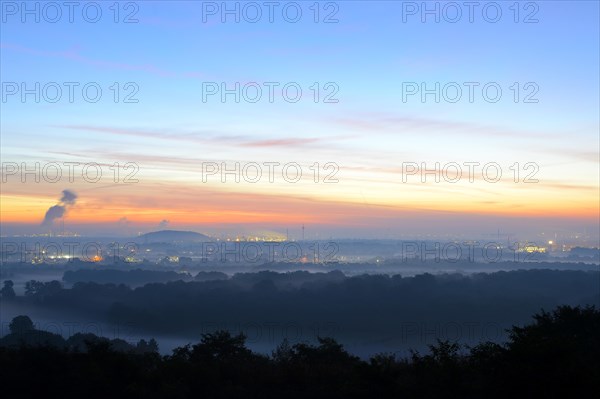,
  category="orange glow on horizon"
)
[1,189,597,227]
